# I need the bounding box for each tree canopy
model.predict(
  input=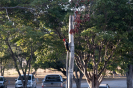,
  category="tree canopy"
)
[0,0,133,88]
